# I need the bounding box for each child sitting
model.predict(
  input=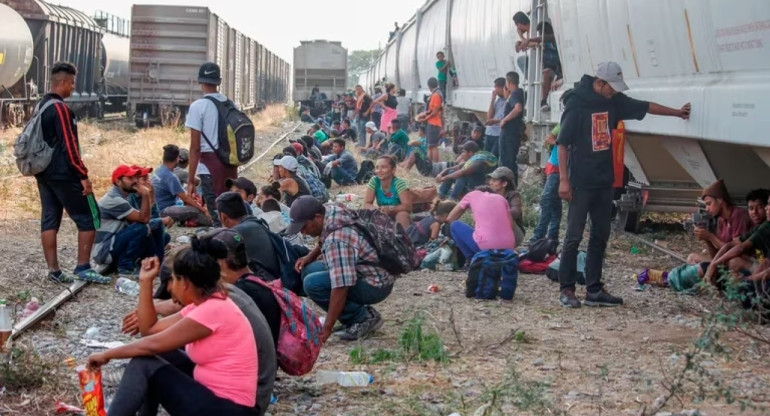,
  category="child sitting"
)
[407,200,457,246]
